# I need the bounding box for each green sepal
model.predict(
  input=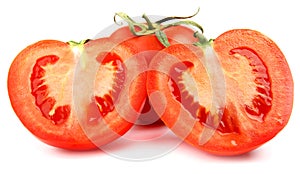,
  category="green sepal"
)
[155,30,171,47]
